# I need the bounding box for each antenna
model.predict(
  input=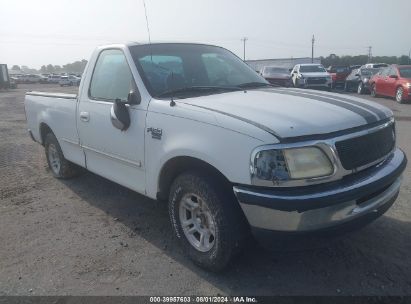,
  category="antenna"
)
[142,0,154,68]
[142,0,151,45]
